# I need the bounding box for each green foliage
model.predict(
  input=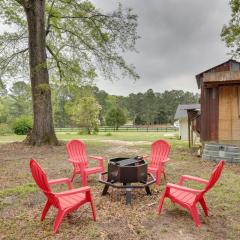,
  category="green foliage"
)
[0,0,139,83]
[143,89,156,124]
[11,116,32,135]
[67,96,101,134]
[134,115,146,125]
[92,86,108,124]
[105,132,112,136]
[52,84,72,127]
[9,81,32,118]
[78,128,90,135]
[0,97,11,123]
[0,82,199,128]
[126,89,199,125]
[92,127,99,135]
[106,107,127,130]
[221,0,240,57]
[0,81,32,124]
[0,123,12,135]
[51,85,199,127]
